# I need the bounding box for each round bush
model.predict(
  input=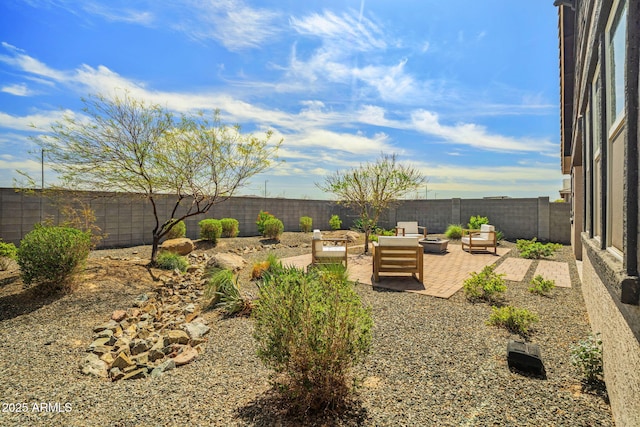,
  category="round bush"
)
[299,216,313,233]
[445,224,463,239]
[220,218,239,238]
[199,219,223,243]
[166,219,186,239]
[156,251,188,272]
[0,240,18,271]
[263,217,284,240]
[329,215,342,230]
[17,225,91,292]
